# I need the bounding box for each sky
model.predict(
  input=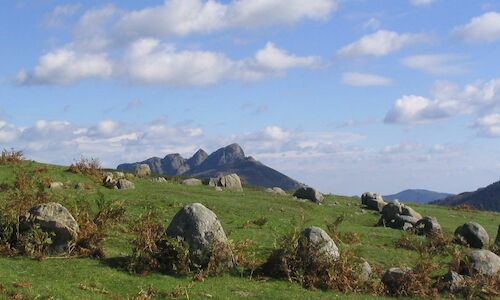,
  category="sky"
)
[1,0,500,196]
